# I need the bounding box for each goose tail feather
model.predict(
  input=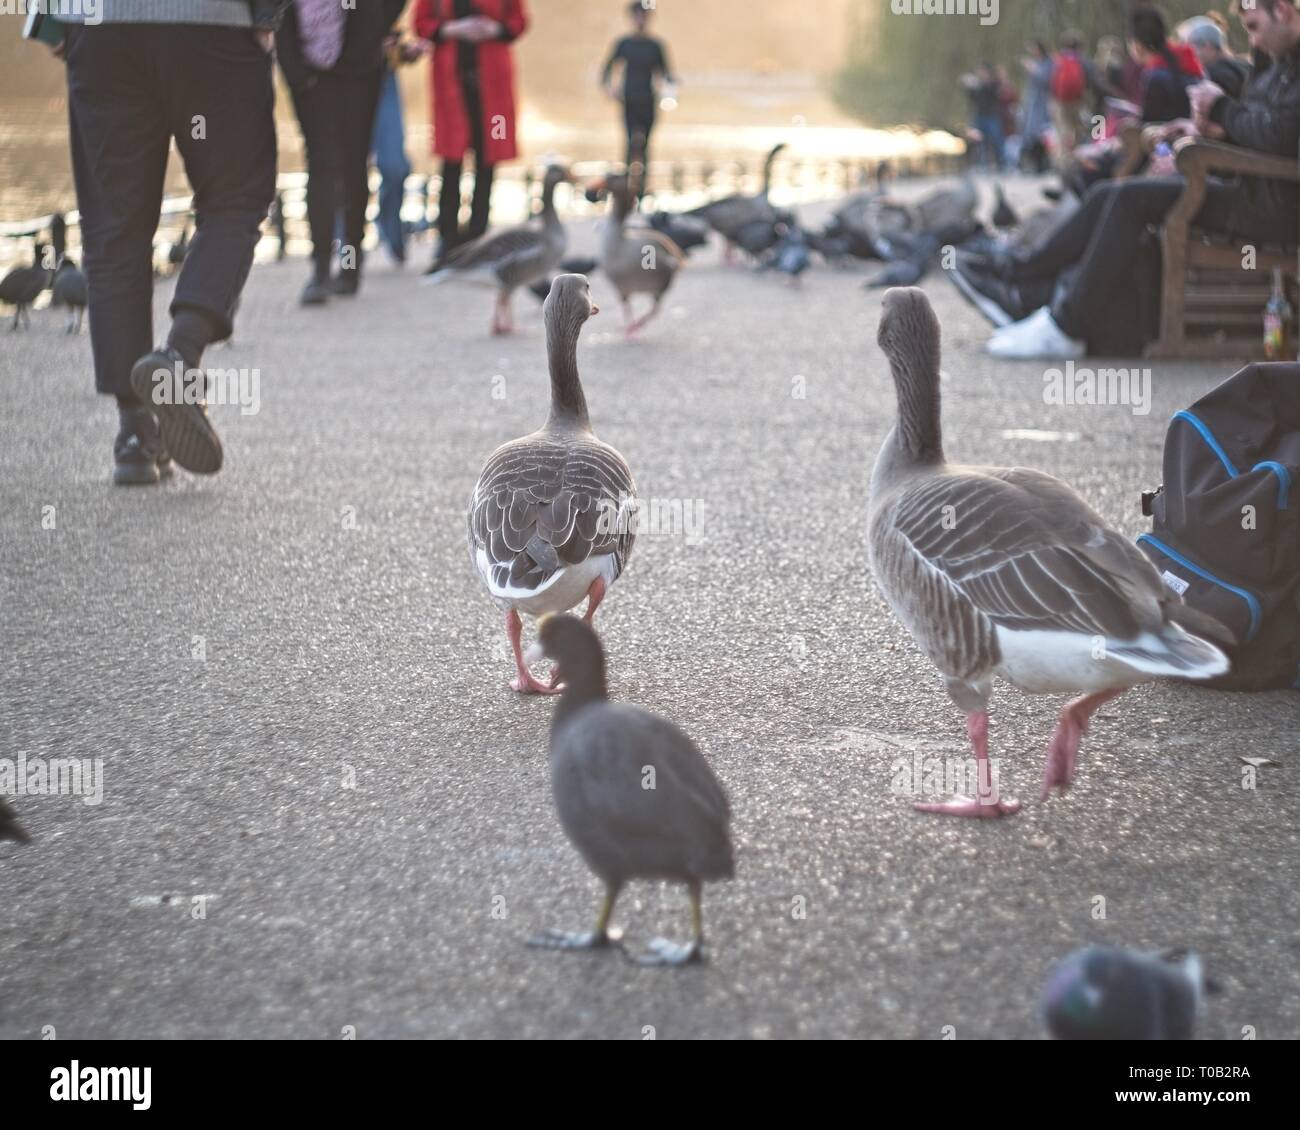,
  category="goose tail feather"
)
[1110,625,1230,681]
